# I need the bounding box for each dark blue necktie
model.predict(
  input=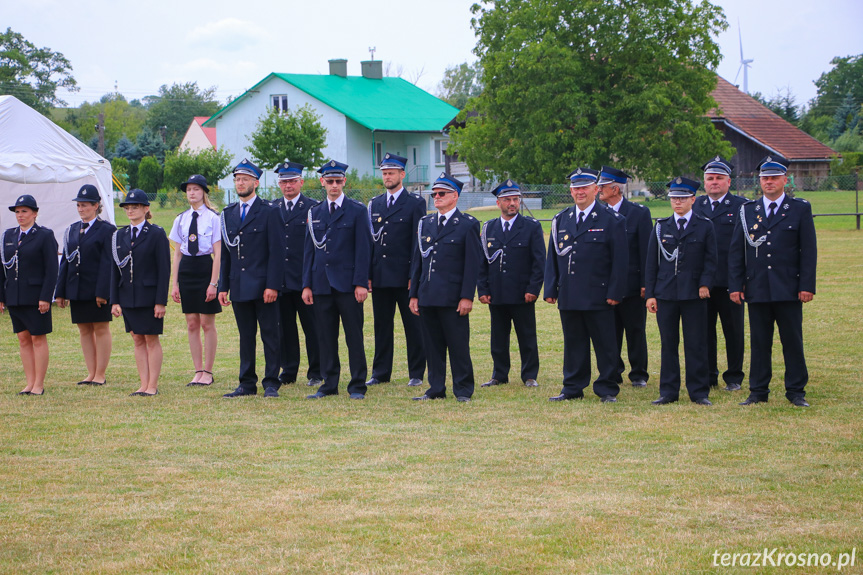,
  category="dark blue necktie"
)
[241,203,248,222]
